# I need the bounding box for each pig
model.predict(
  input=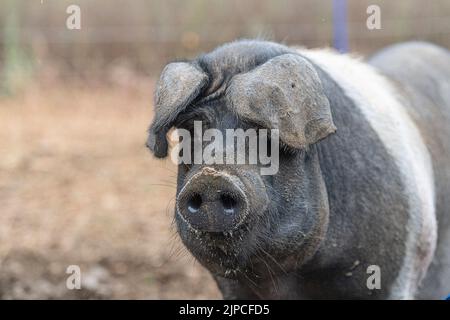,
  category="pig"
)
[146,40,450,299]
